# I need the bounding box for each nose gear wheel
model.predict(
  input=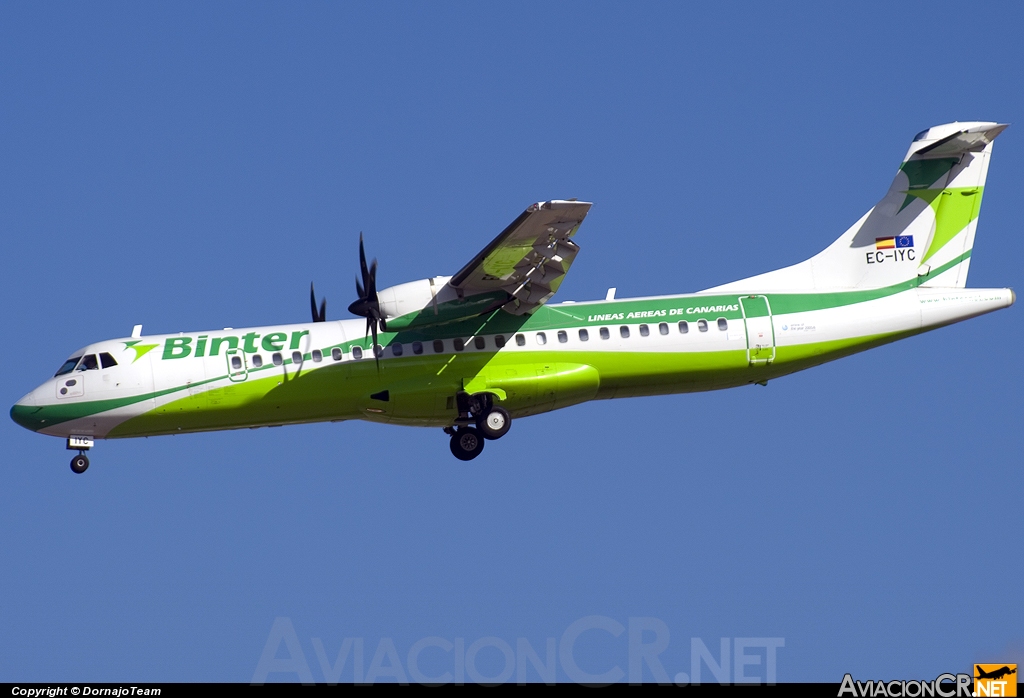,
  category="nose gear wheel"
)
[70,453,89,474]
